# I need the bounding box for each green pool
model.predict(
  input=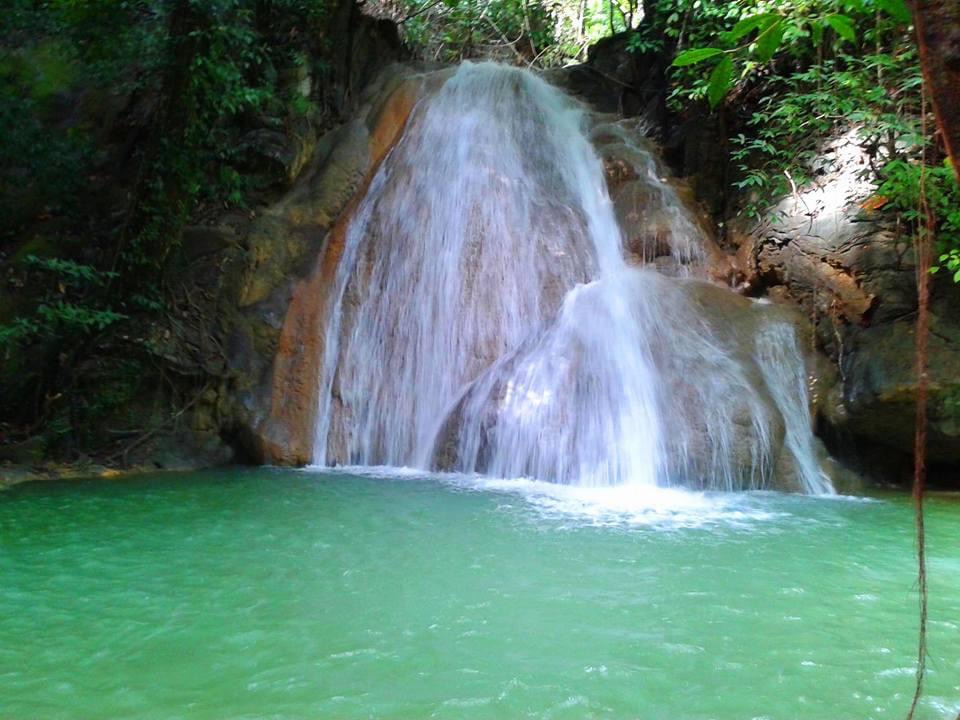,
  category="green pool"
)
[1,468,958,719]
